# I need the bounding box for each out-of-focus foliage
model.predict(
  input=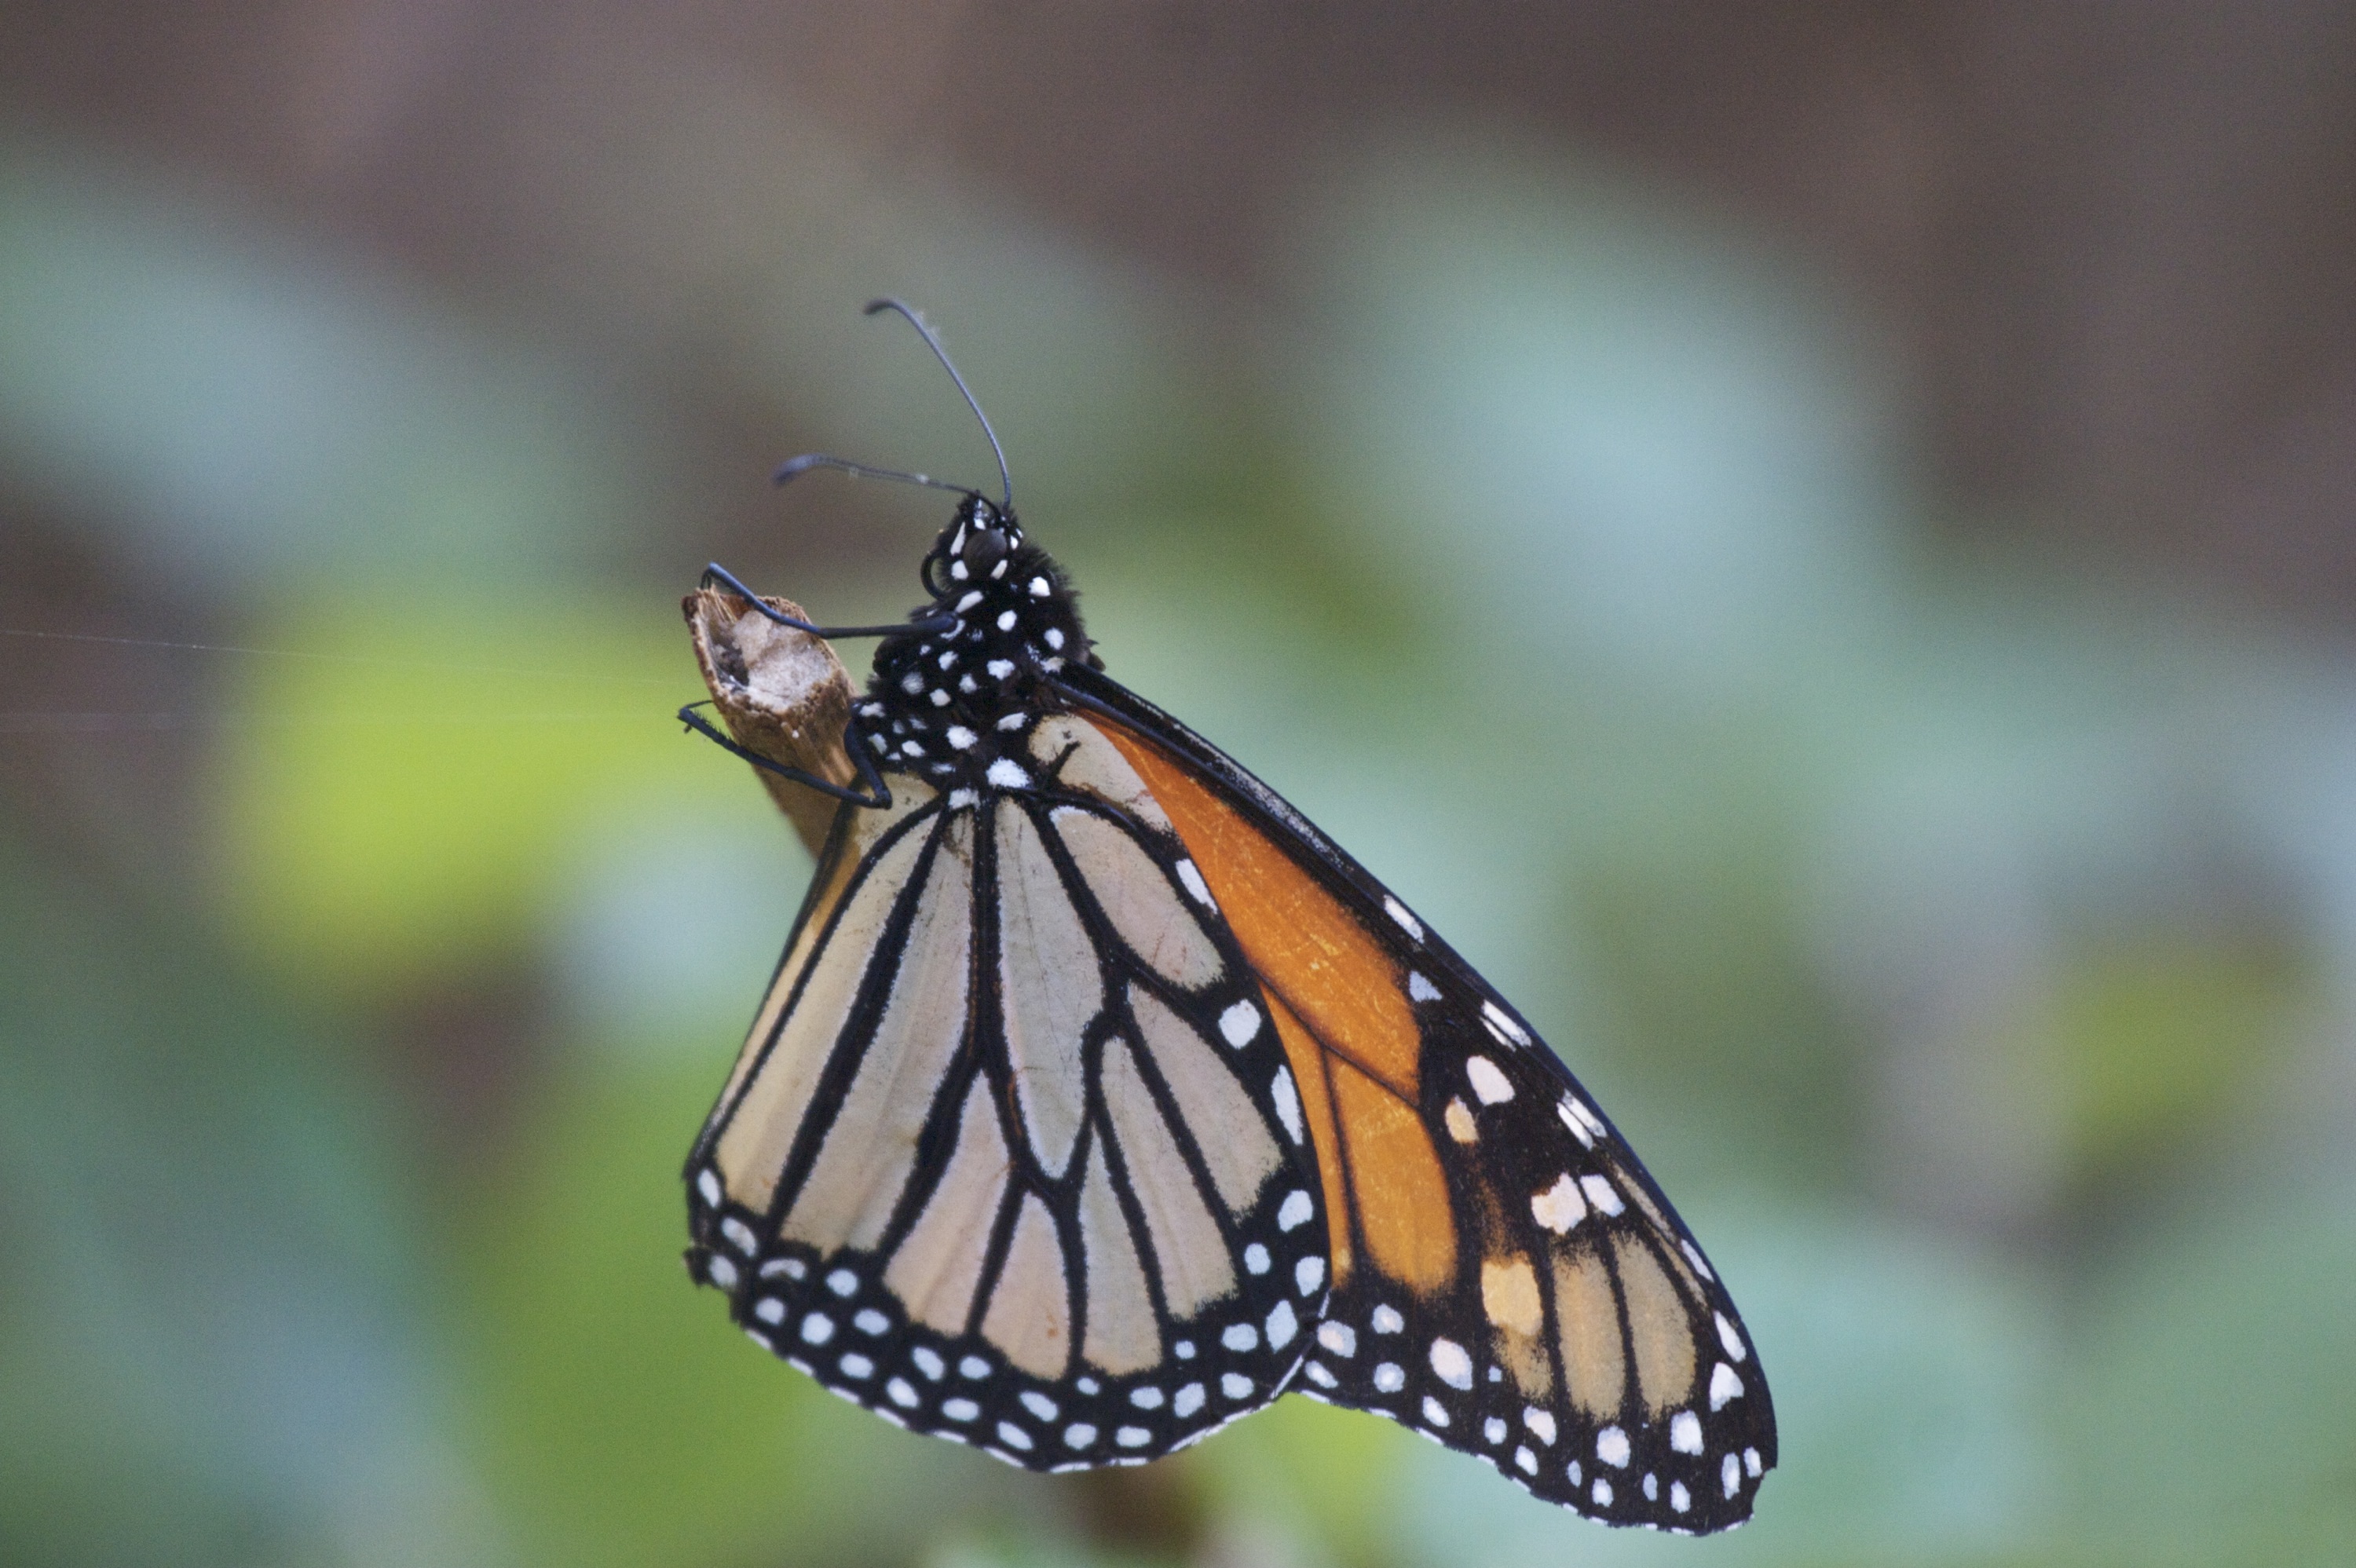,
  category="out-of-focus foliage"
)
[3,56,2354,1568]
